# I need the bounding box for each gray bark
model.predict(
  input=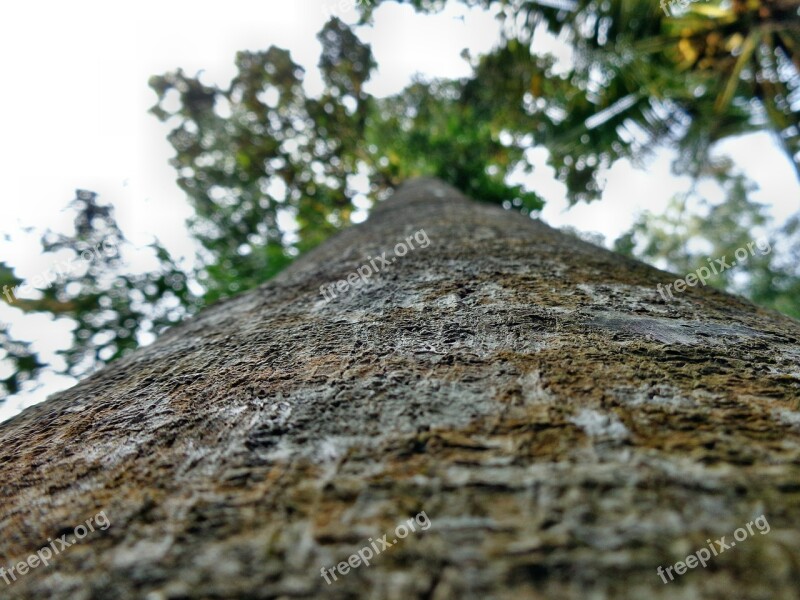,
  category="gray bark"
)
[1,177,799,599]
